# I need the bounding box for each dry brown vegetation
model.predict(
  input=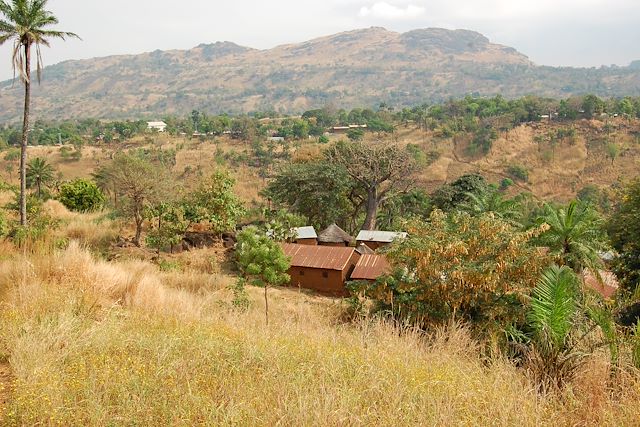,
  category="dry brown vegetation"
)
[2,118,639,207]
[0,206,638,425]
